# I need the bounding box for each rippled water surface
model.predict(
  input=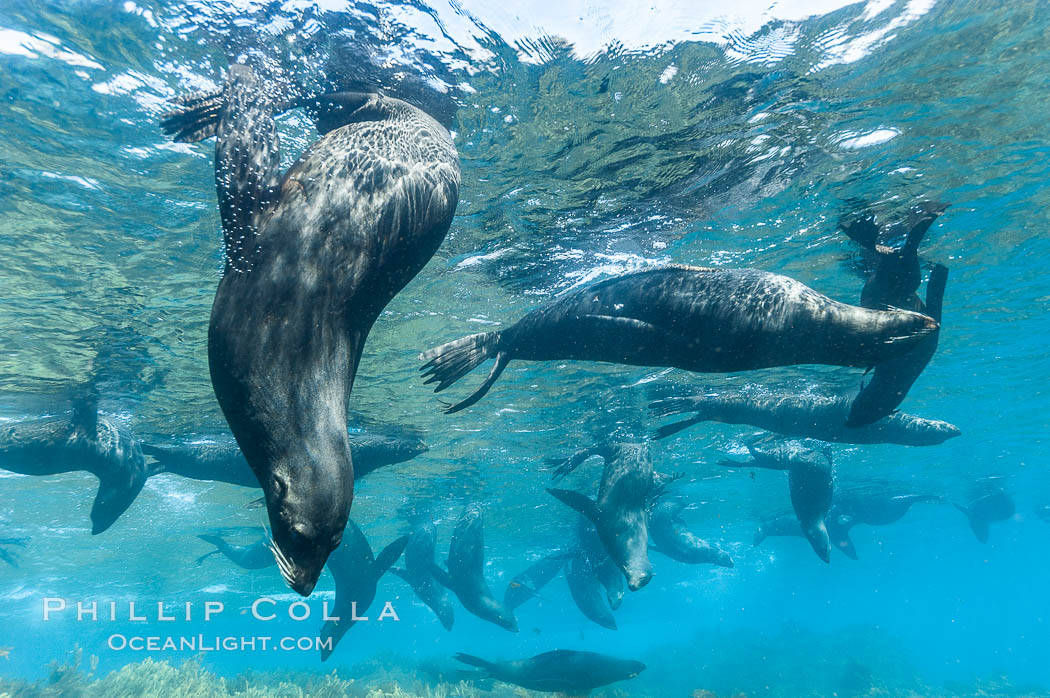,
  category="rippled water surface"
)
[0,0,1048,695]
